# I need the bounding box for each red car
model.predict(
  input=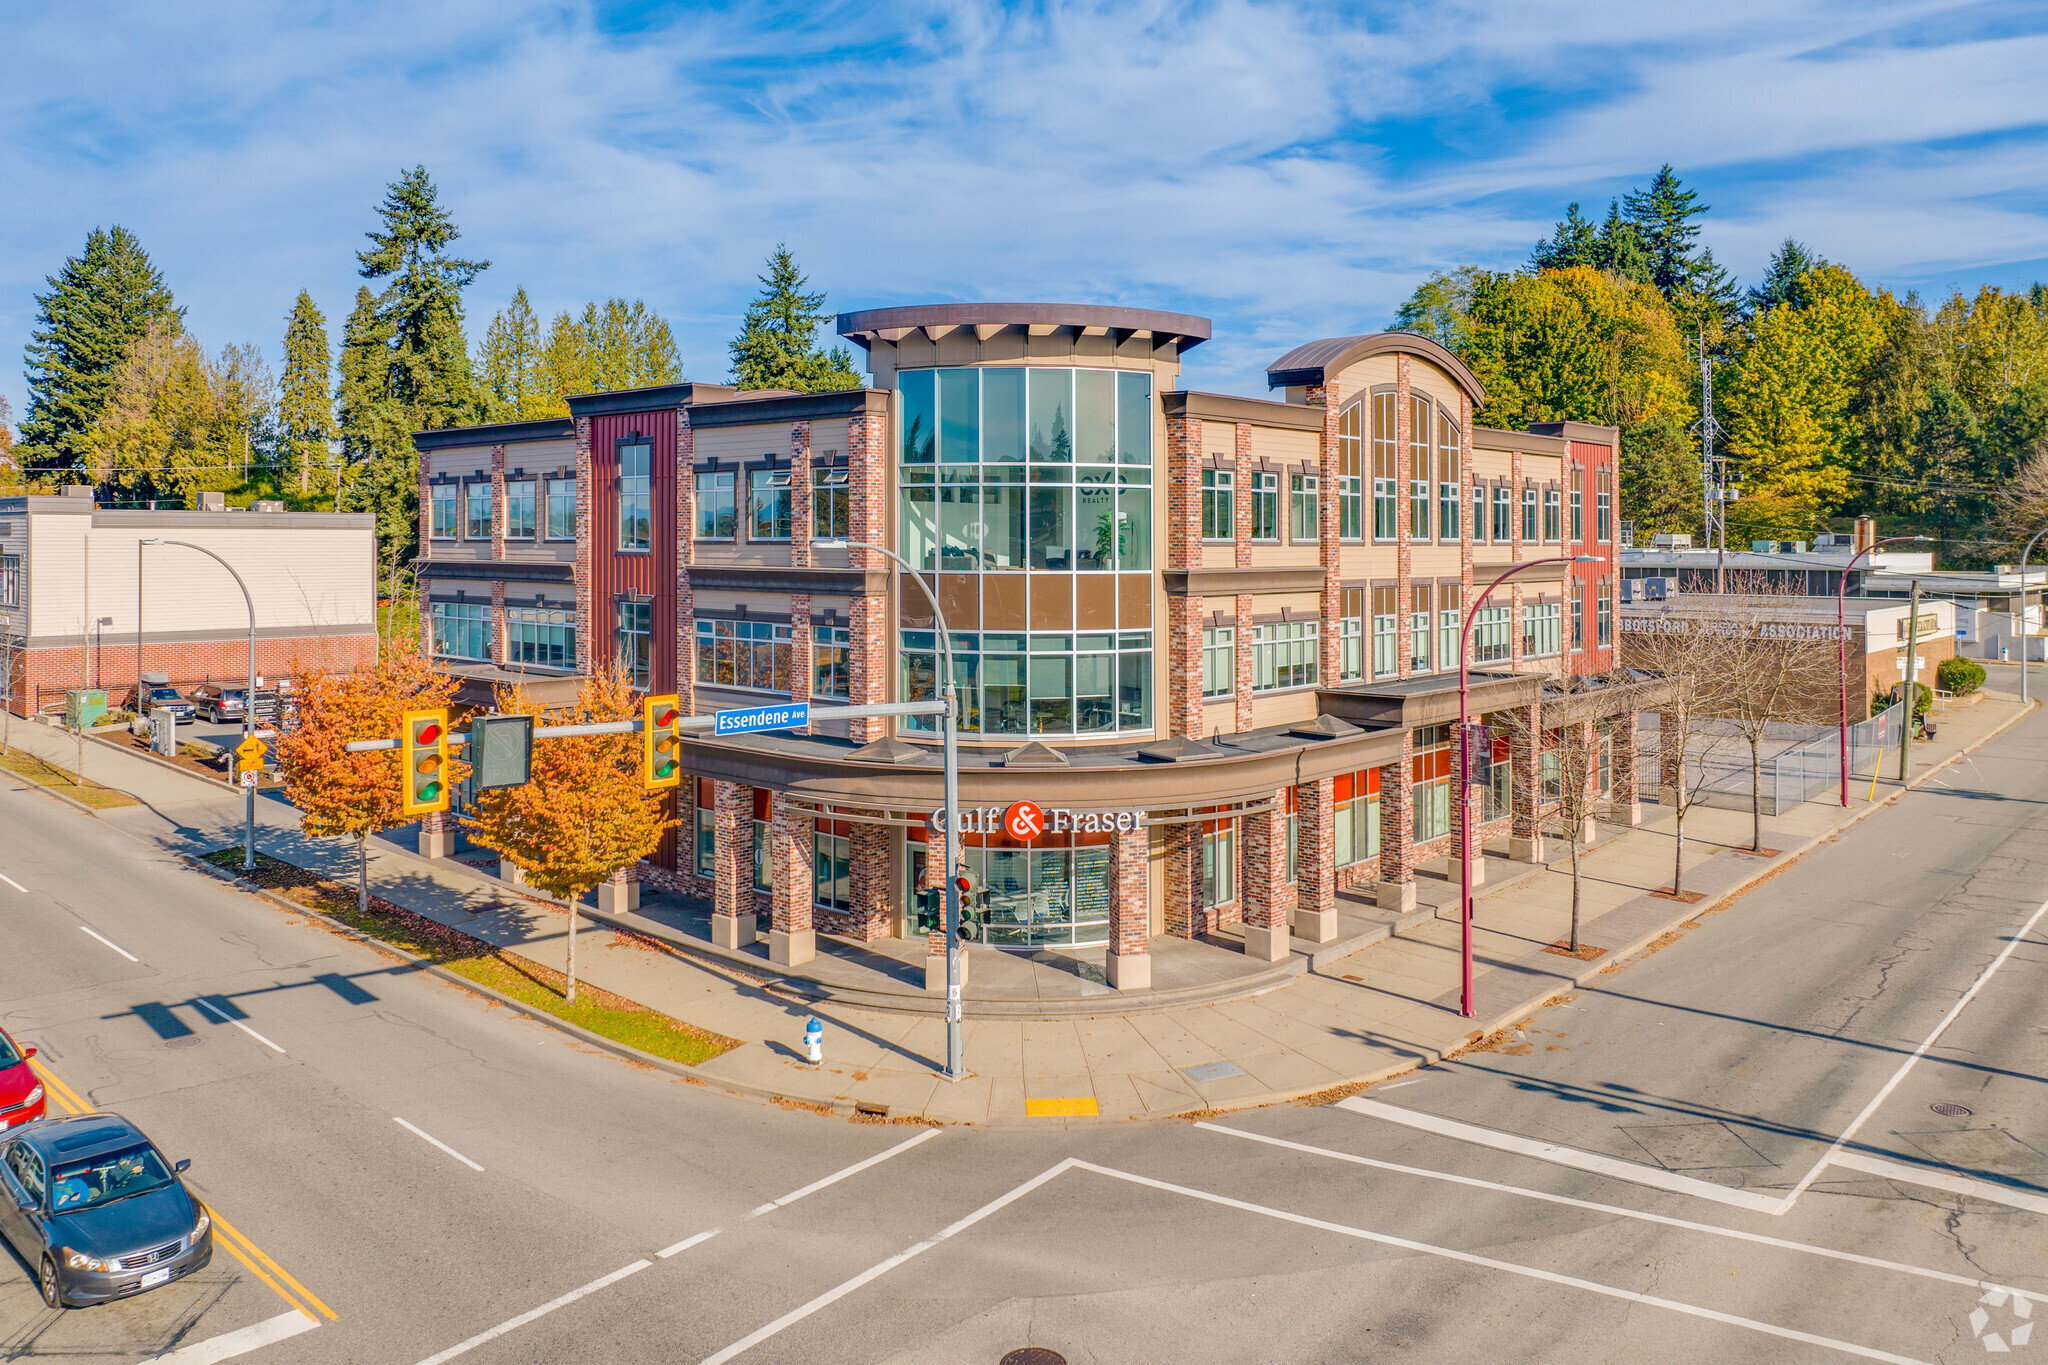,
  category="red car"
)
[0,1028,45,1130]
